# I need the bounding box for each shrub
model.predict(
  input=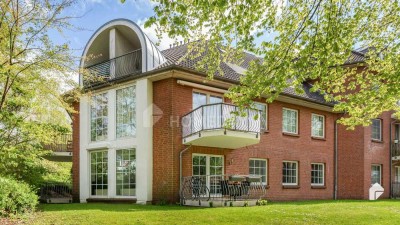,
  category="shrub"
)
[0,177,38,217]
[257,199,268,206]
